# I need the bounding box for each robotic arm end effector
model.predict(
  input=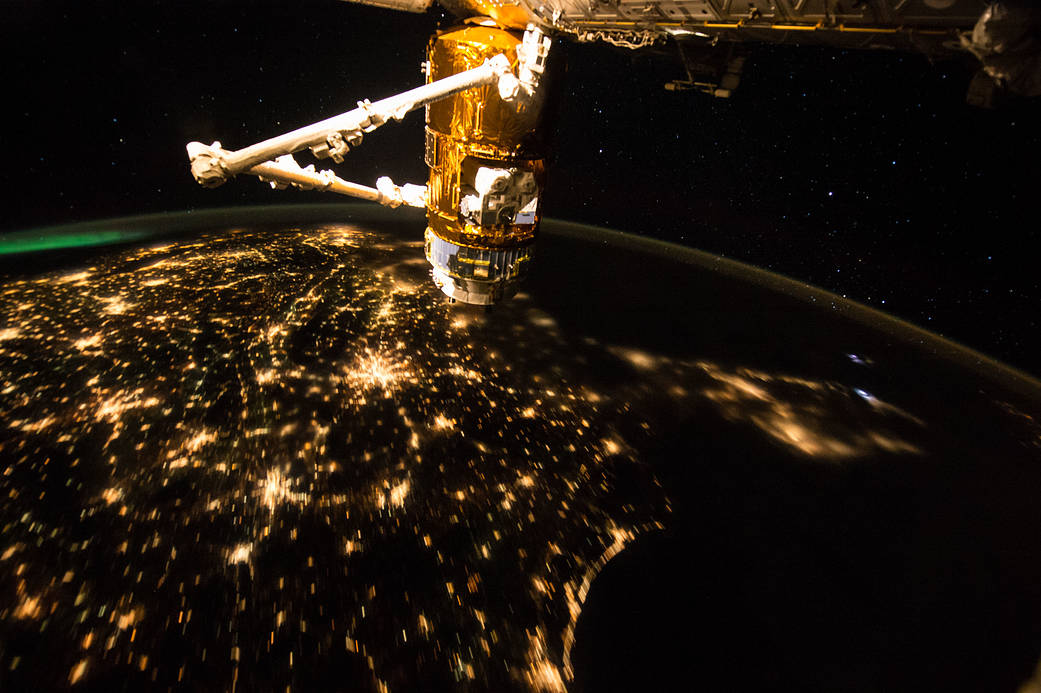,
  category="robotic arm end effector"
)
[186,141,230,188]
